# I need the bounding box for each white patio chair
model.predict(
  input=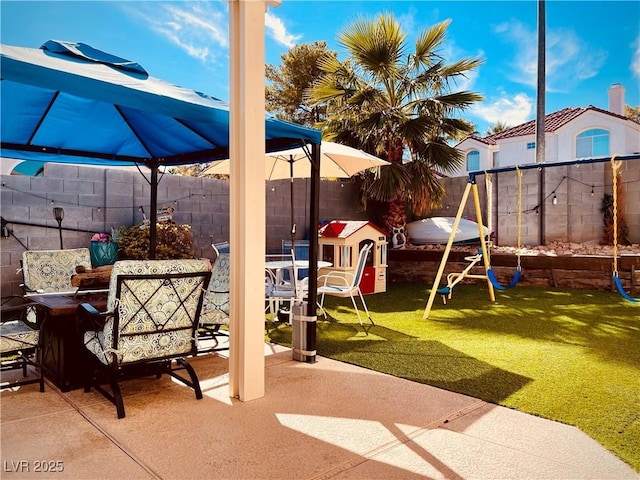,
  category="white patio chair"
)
[265,252,299,323]
[317,242,375,326]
